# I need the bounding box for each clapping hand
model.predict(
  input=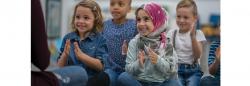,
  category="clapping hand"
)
[62,39,70,57]
[74,42,84,59]
[148,48,158,64]
[190,23,196,38]
[122,40,128,55]
[138,50,145,68]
